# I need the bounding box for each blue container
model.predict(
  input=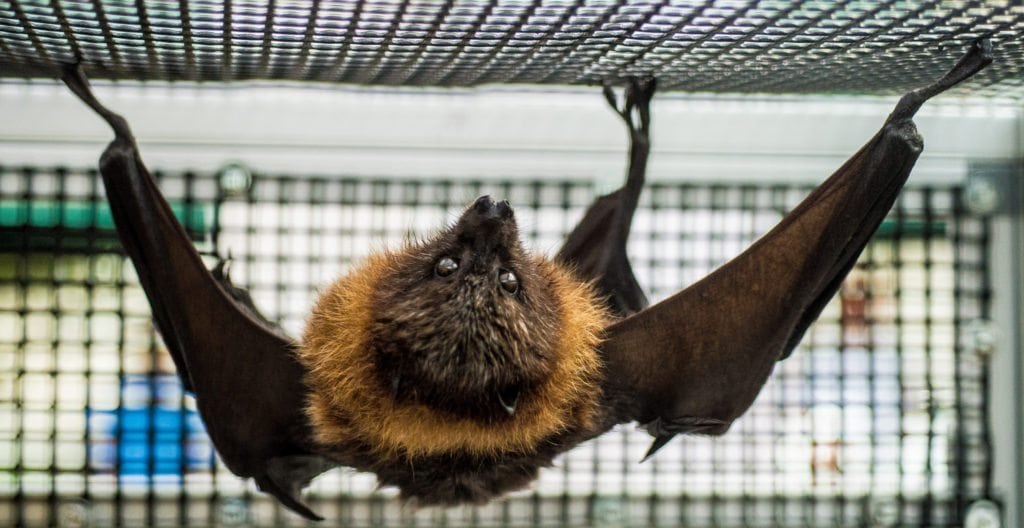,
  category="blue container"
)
[87,374,214,475]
